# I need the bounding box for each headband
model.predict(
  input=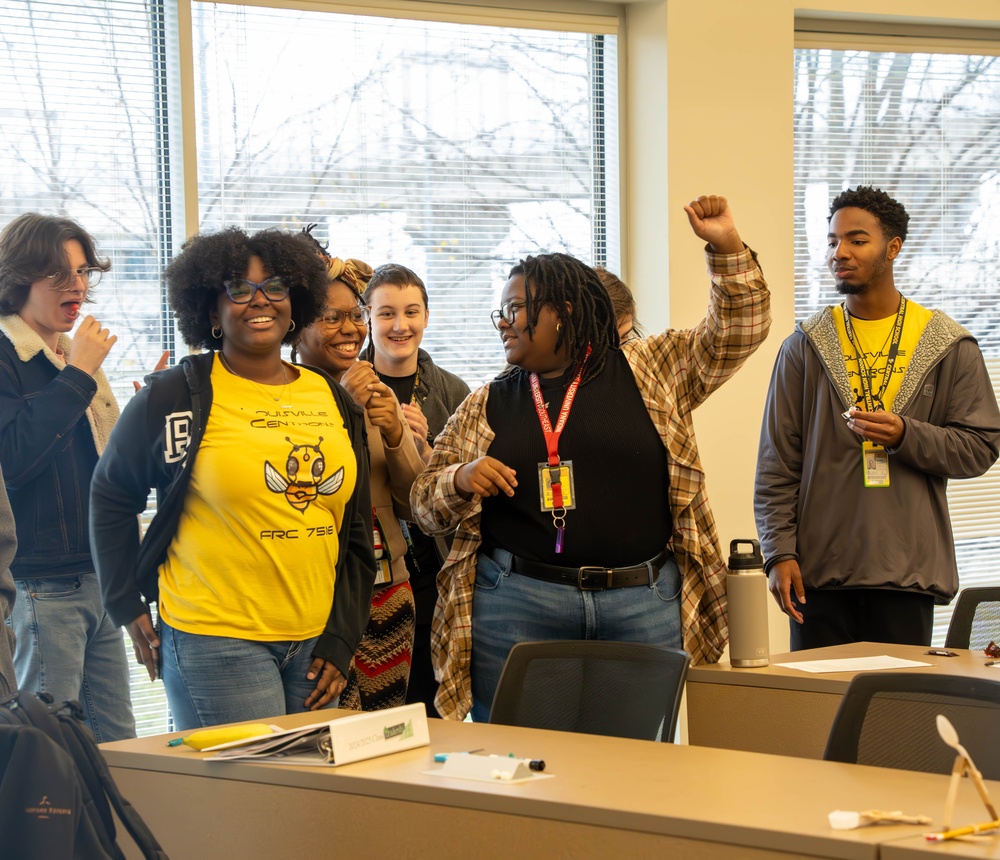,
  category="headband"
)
[327,257,373,298]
